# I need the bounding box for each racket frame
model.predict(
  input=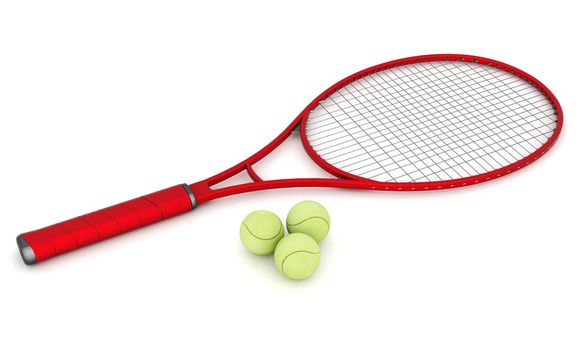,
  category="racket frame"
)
[189,54,563,204]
